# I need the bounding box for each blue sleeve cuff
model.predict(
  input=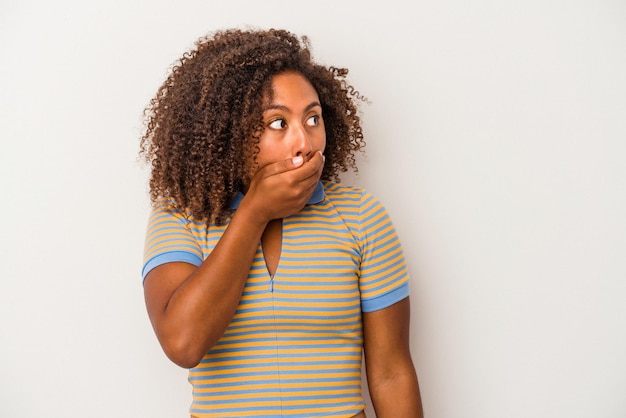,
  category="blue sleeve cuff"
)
[361,282,410,313]
[141,251,203,282]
